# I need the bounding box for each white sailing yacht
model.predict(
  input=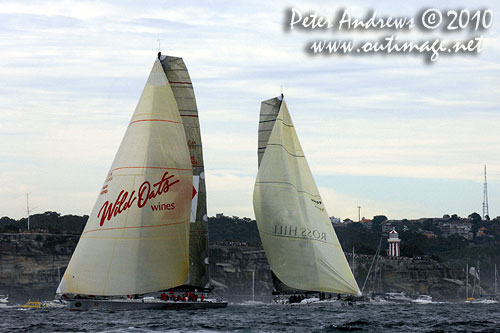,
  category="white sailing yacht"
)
[56,55,226,310]
[253,95,360,303]
[0,295,8,307]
